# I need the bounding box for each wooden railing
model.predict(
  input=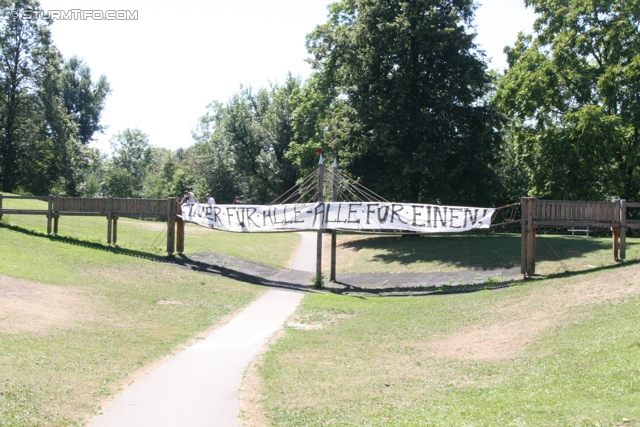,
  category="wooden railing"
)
[0,194,179,254]
[52,197,169,217]
[532,200,622,227]
[522,198,638,278]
